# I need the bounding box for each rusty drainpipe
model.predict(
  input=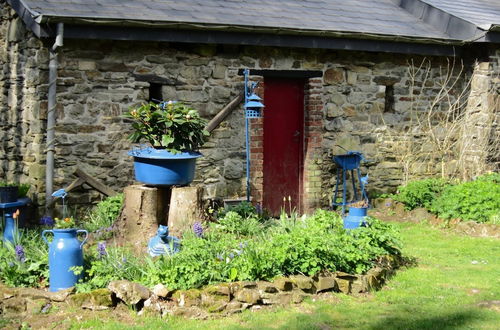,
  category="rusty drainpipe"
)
[45,23,64,211]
